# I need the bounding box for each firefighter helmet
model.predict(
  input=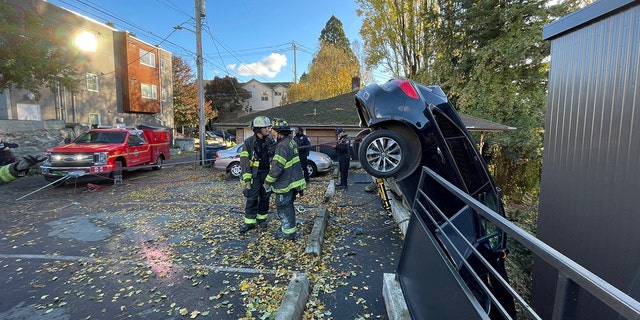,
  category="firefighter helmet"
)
[272,119,291,133]
[251,116,271,128]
